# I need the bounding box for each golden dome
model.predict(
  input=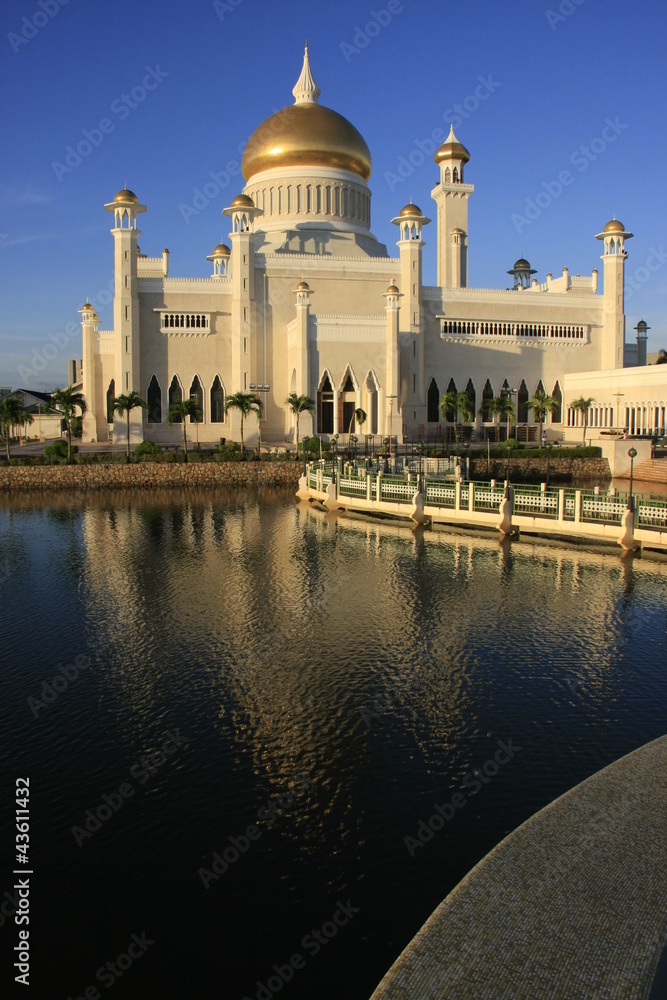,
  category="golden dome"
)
[295,280,310,290]
[113,188,138,204]
[231,193,255,209]
[399,202,423,217]
[81,301,93,311]
[603,218,625,233]
[451,227,464,235]
[386,282,399,294]
[212,243,231,256]
[513,258,531,269]
[242,103,372,182]
[434,124,470,165]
